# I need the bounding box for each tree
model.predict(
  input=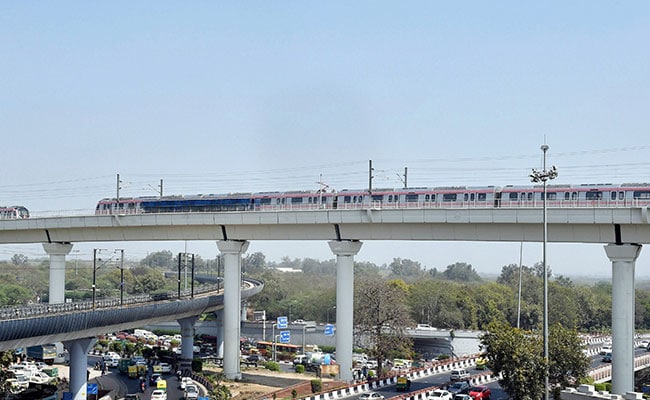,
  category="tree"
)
[354,277,414,375]
[10,254,28,265]
[443,262,482,282]
[140,250,174,269]
[480,320,589,400]
[389,258,425,279]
